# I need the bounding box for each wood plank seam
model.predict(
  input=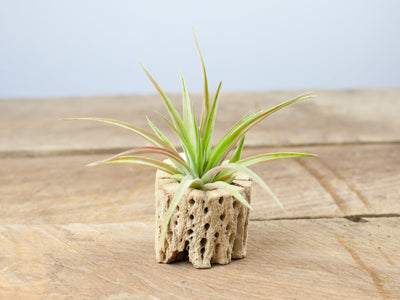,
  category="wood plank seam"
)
[2,215,400,227]
[251,214,400,222]
[251,214,400,224]
[1,141,400,159]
